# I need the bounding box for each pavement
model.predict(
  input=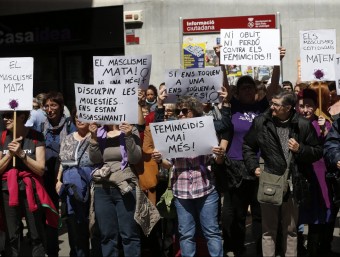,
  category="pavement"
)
[17,211,340,256]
